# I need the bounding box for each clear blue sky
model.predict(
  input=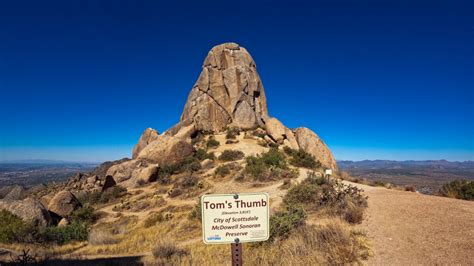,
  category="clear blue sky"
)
[0,0,473,162]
